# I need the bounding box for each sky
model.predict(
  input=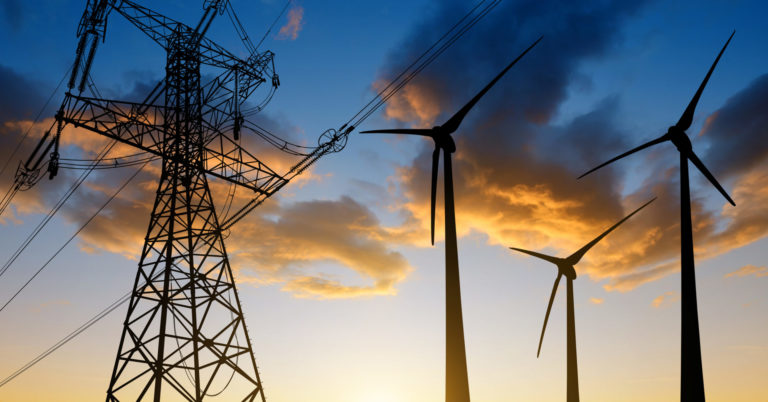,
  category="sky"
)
[0,0,767,401]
